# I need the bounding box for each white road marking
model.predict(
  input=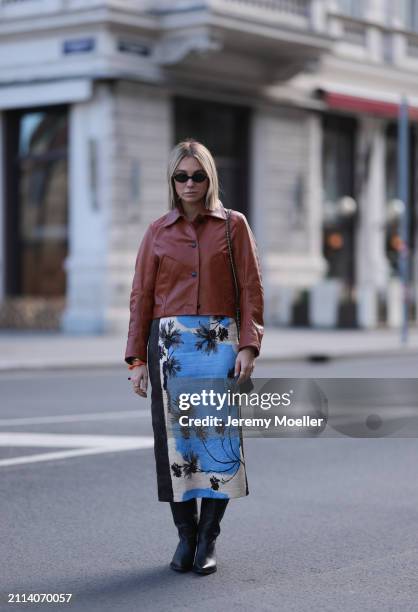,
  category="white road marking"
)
[0,433,152,447]
[0,432,154,468]
[0,410,149,427]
